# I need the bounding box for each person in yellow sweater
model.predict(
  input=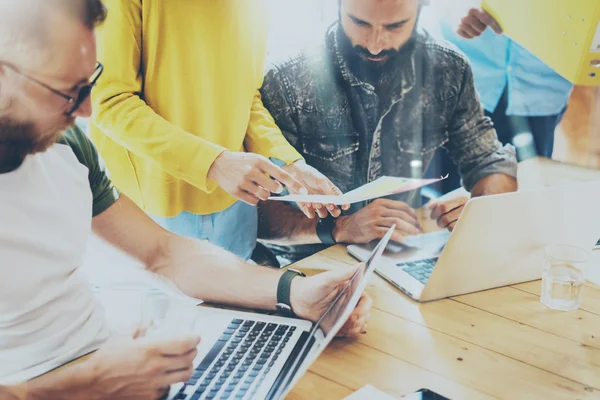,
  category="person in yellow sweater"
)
[90,0,344,260]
